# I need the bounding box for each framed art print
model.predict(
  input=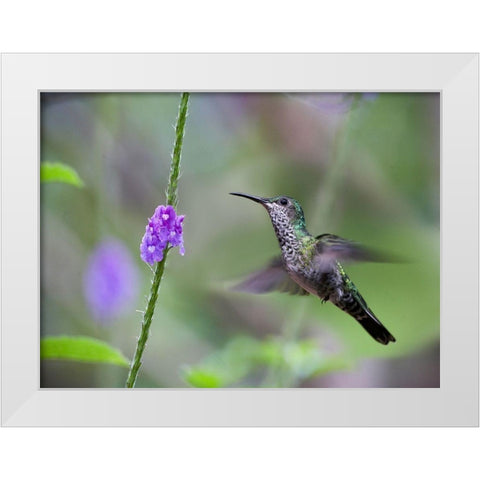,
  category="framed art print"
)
[1,53,478,426]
